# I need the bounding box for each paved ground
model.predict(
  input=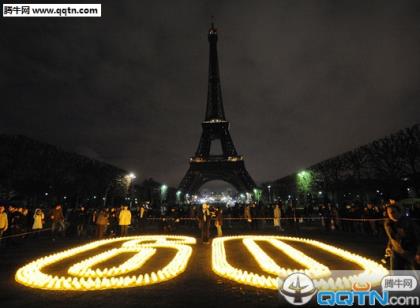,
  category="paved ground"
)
[0,226,387,308]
